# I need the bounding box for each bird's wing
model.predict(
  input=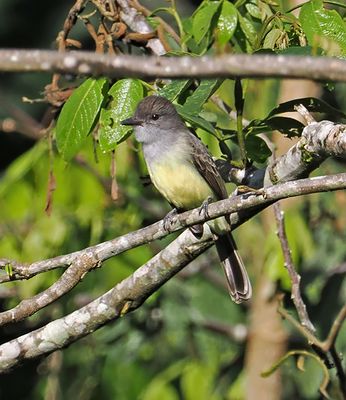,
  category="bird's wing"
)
[188,133,228,200]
